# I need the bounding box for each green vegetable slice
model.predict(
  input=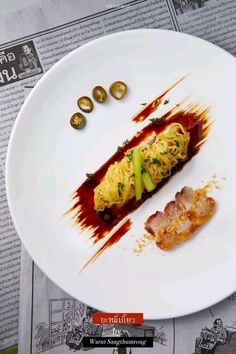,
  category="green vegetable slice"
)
[133,147,143,201]
[109,81,127,100]
[77,96,94,113]
[92,86,107,103]
[142,168,156,192]
[70,112,86,129]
